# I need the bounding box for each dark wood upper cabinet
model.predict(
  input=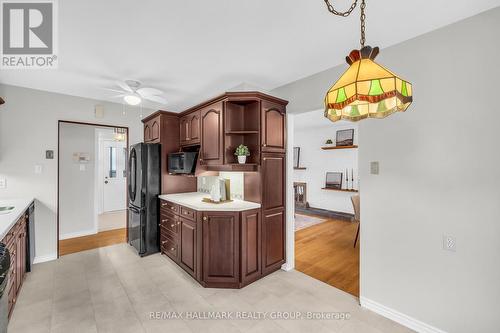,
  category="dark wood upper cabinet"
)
[144,123,151,142]
[241,209,261,285]
[200,102,223,165]
[262,153,286,210]
[202,211,239,286]
[180,110,201,146]
[261,101,286,153]
[143,115,161,143]
[189,111,200,143]
[180,116,189,144]
[179,217,197,278]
